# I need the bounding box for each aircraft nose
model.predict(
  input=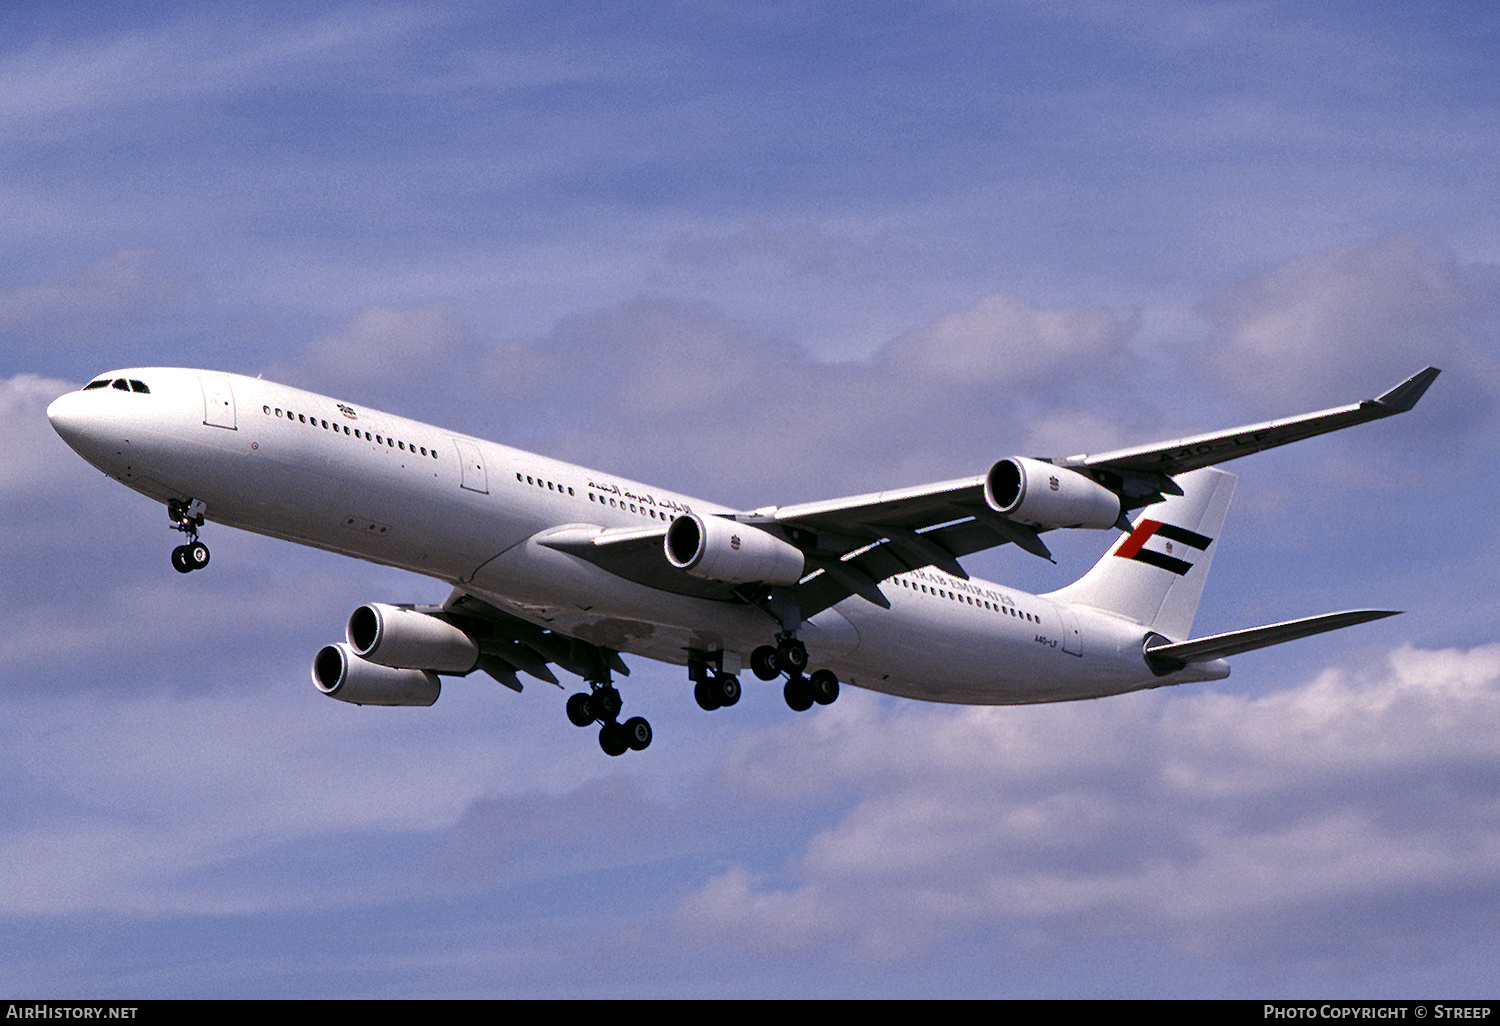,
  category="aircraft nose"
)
[47,389,114,460]
[47,390,87,440]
